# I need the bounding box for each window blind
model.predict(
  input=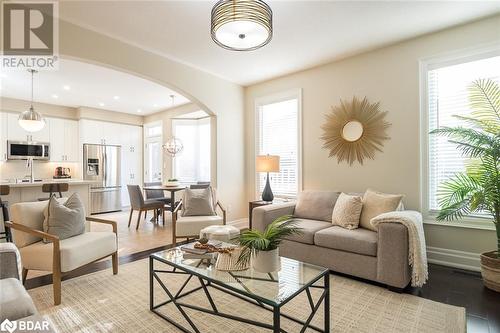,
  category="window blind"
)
[427,55,500,211]
[257,98,299,198]
[172,118,211,183]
